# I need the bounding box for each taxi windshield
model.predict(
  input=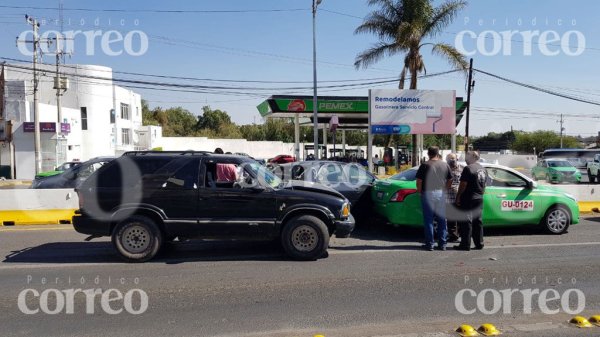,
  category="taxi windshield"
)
[548,161,572,168]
